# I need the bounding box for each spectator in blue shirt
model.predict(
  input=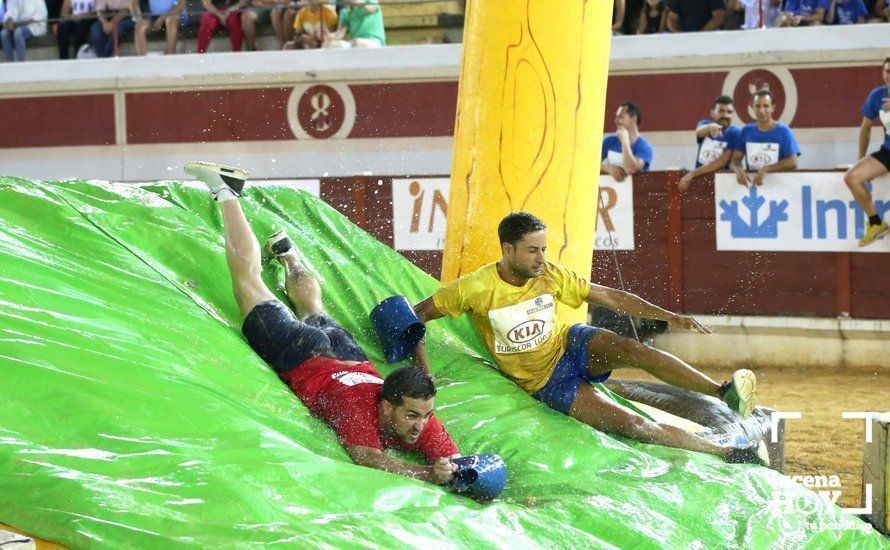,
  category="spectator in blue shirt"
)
[133,0,185,55]
[782,0,829,25]
[826,0,868,23]
[730,89,800,187]
[601,102,654,183]
[679,95,741,192]
[844,57,890,247]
